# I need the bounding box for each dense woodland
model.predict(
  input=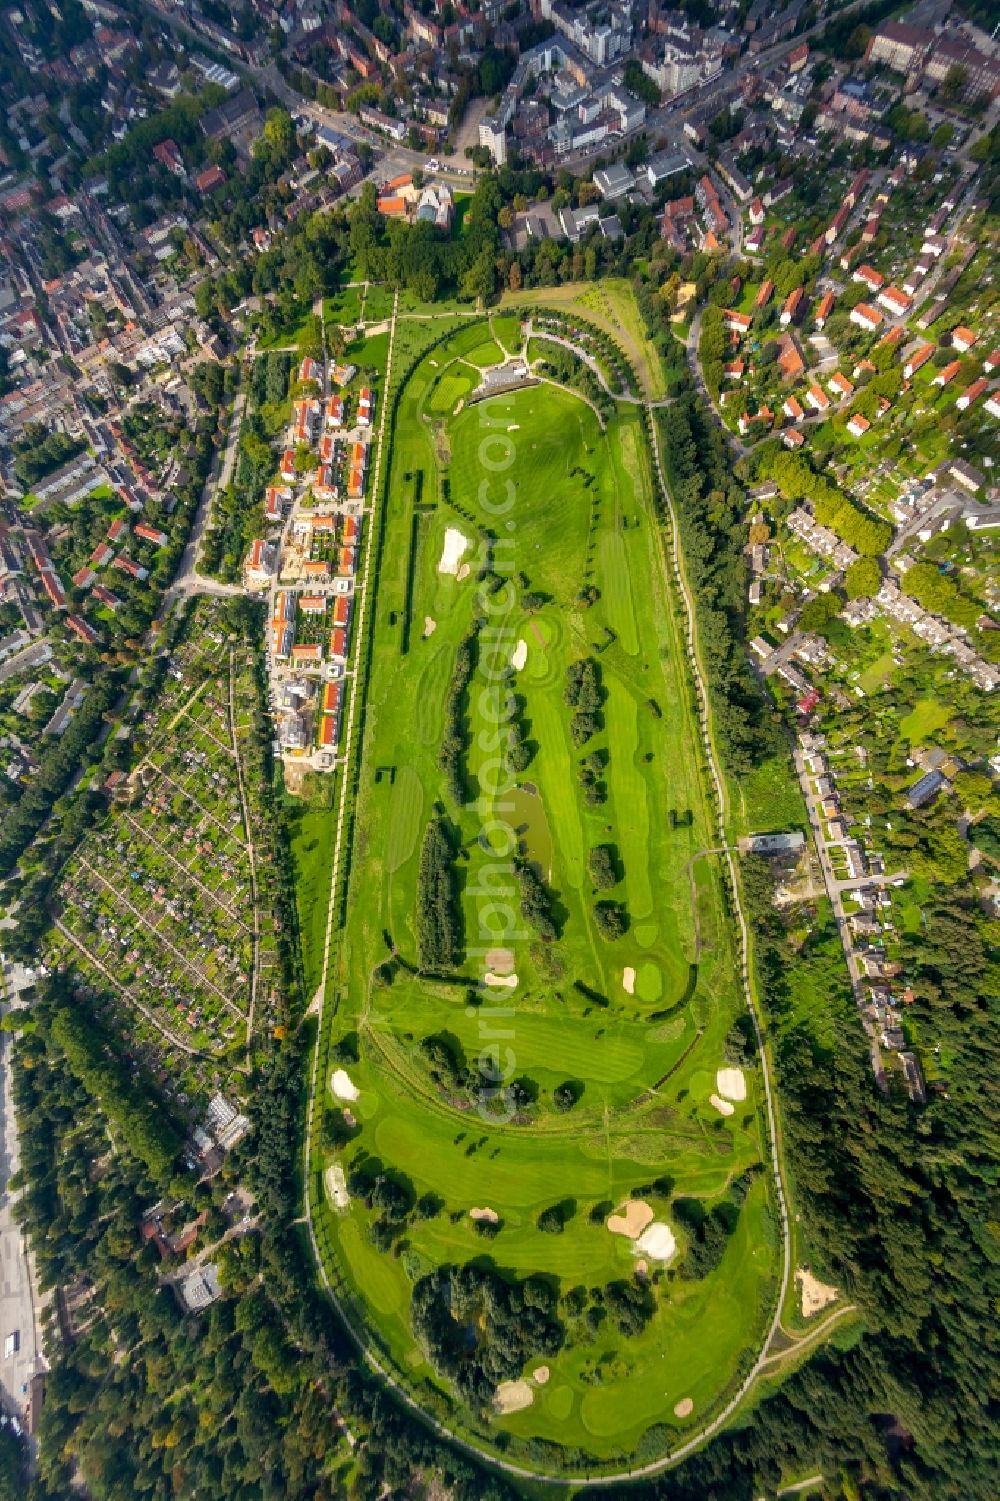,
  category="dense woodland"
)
[657,398,781,777]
